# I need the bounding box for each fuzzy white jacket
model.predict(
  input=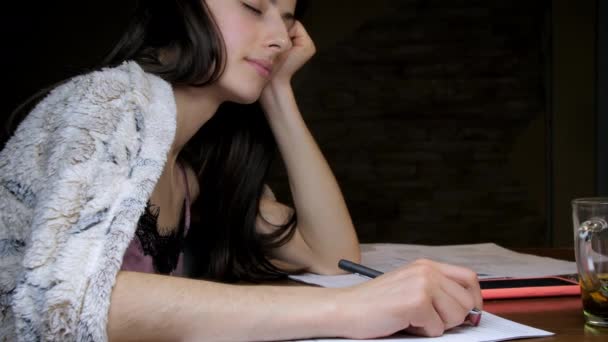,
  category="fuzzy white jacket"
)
[0,61,177,341]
